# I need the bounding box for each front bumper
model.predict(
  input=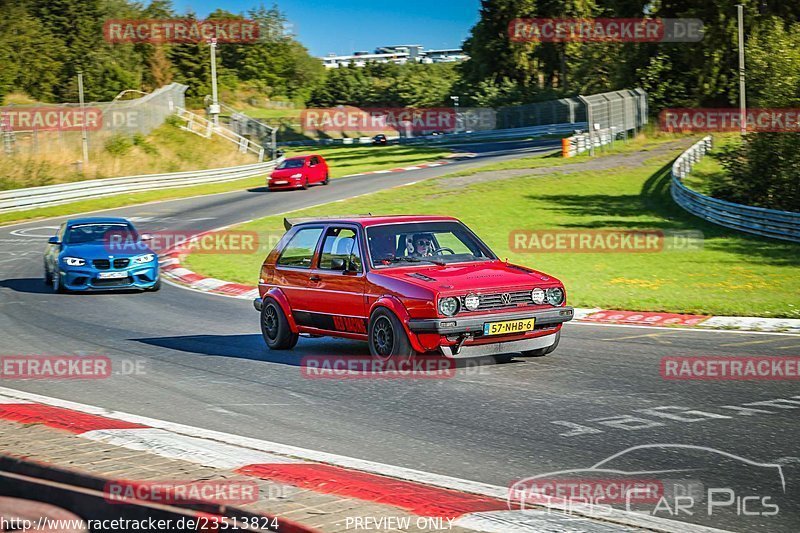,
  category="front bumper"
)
[60,264,159,291]
[407,306,574,335]
[440,331,559,358]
